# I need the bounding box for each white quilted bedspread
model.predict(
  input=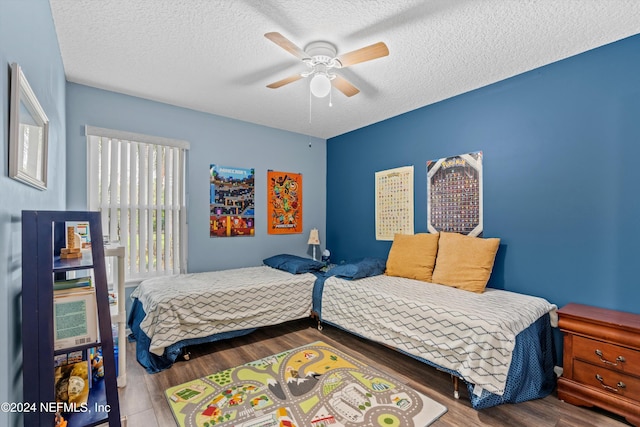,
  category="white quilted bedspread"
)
[131,266,316,356]
[321,275,556,395]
